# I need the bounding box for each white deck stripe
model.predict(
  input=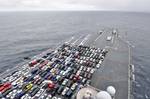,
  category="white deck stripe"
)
[94,34,101,42]
[65,36,74,44]
[72,35,84,45]
[79,34,91,45]
[92,34,102,47]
